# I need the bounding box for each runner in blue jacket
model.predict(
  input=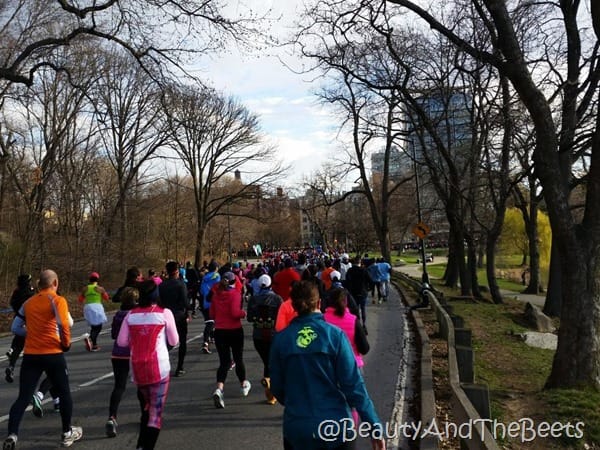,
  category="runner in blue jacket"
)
[269,280,386,450]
